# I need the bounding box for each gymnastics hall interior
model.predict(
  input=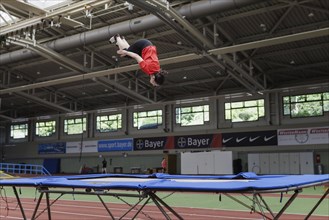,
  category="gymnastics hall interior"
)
[0,0,329,220]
